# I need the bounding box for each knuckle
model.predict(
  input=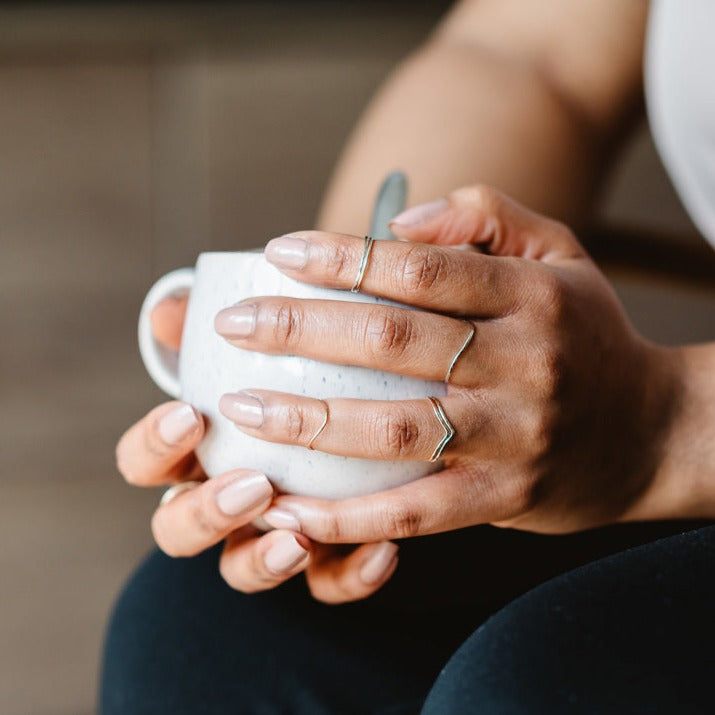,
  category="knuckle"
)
[270,301,304,348]
[371,410,420,459]
[283,402,308,443]
[379,498,422,539]
[364,308,413,360]
[313,510,344,543]
[456,183,499,212]
[398,244,445,295]
[535,272,567,318]
[325,241,353,282]
[530,341,566,398]
[476,259,503,302]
